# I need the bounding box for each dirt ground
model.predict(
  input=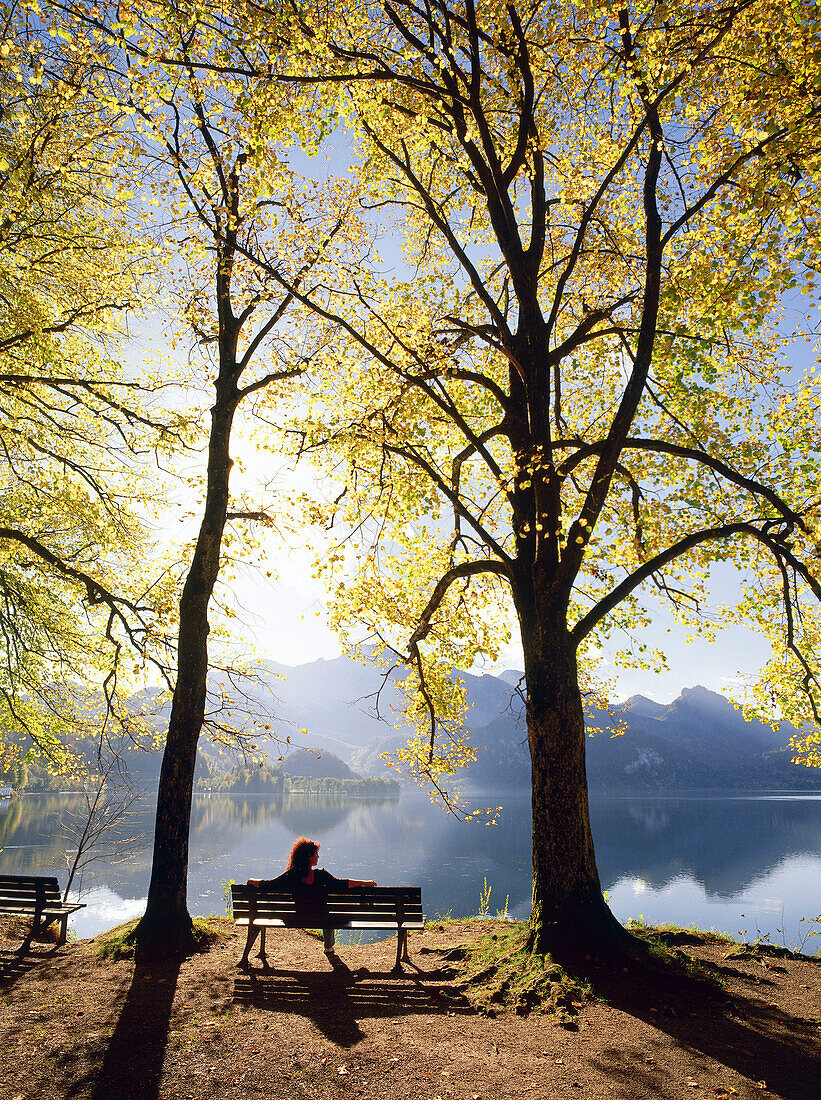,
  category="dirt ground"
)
[0,917,819,1100]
